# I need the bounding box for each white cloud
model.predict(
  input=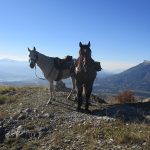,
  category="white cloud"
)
[0,53,28,61]
[102,61,137,73]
